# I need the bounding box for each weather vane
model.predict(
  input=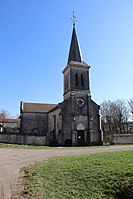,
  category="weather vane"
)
[71,11,77,26]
